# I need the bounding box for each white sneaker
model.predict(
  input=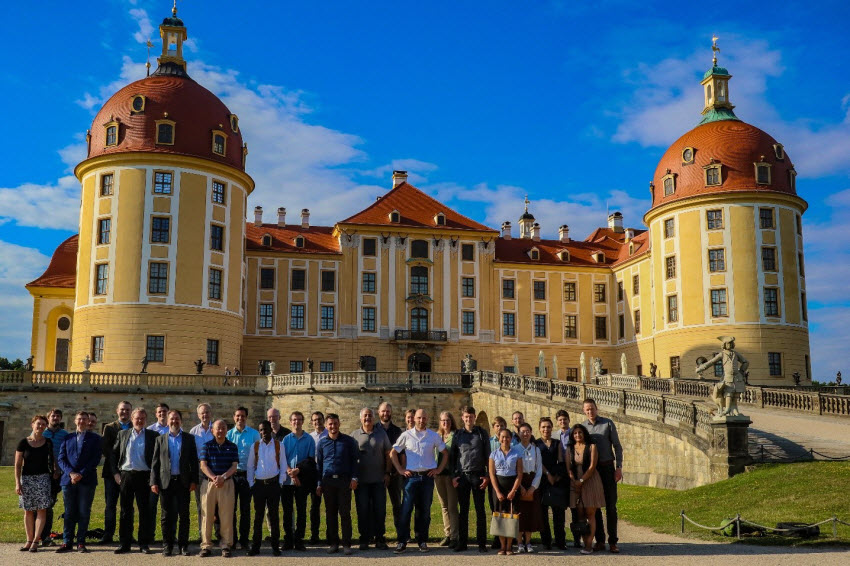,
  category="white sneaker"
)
[526,544,535,553]
[517,544,527,553]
